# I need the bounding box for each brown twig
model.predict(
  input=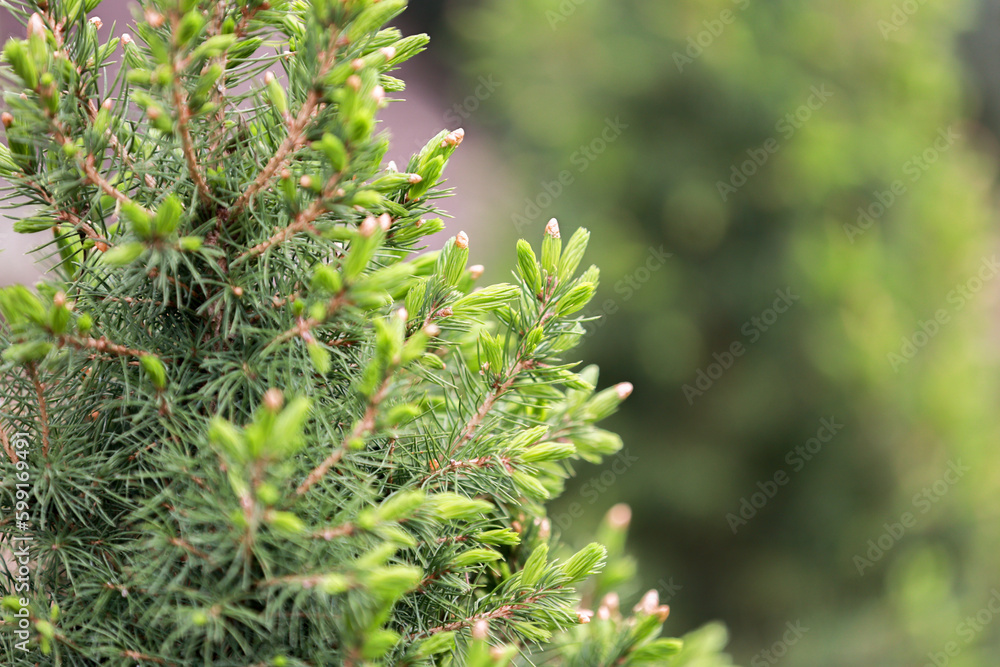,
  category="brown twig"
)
[173,81,213,204]
[446,362,524,458]
[295,376,393,496]
[25,363,50,458]
[228,89,322,219]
